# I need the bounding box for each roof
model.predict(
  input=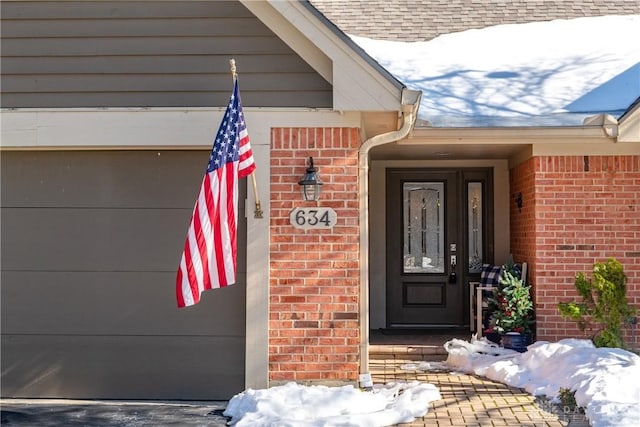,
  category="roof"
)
[309,0,640,42]
[349,15,640,127]
[307,1,640,129]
